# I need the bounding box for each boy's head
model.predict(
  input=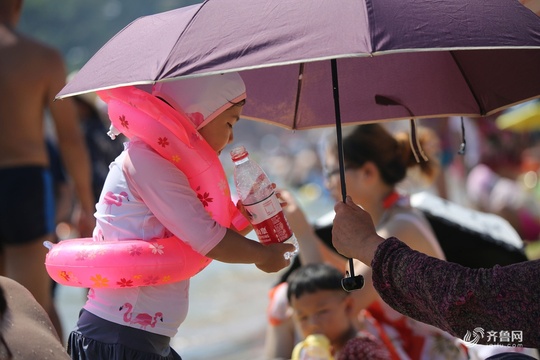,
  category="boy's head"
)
[287,263,356,346]
[152,72,246,155]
